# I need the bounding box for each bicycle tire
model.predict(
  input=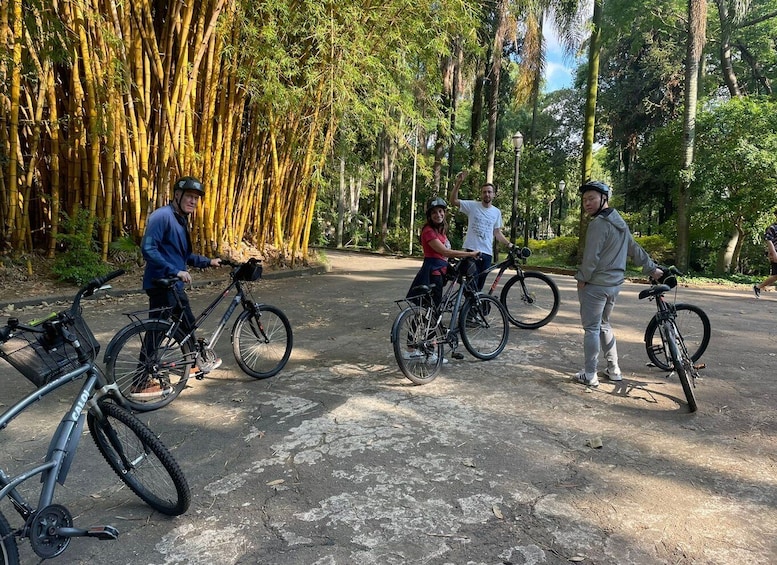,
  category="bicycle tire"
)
[499,271,560,329]
[105,320,193,411]
[87,401,191,515]
[232,306,293,379]
[460,294,509,360]
[0,511,19,565]
[665,324,698,412]
[645,303,710,371]
[391,306,443,385]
